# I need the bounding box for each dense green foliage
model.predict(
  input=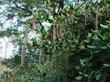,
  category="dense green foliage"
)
[0,0,110,82]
